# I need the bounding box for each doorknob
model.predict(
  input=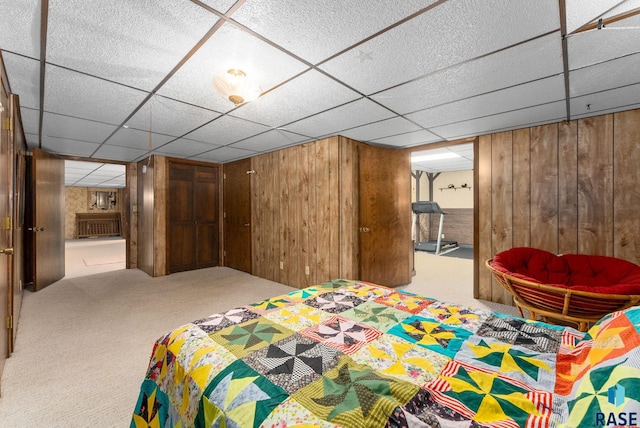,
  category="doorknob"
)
[244,223,250,227]
[28,227,45,232]
[360,226,370,233]
[0,248,14,255]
